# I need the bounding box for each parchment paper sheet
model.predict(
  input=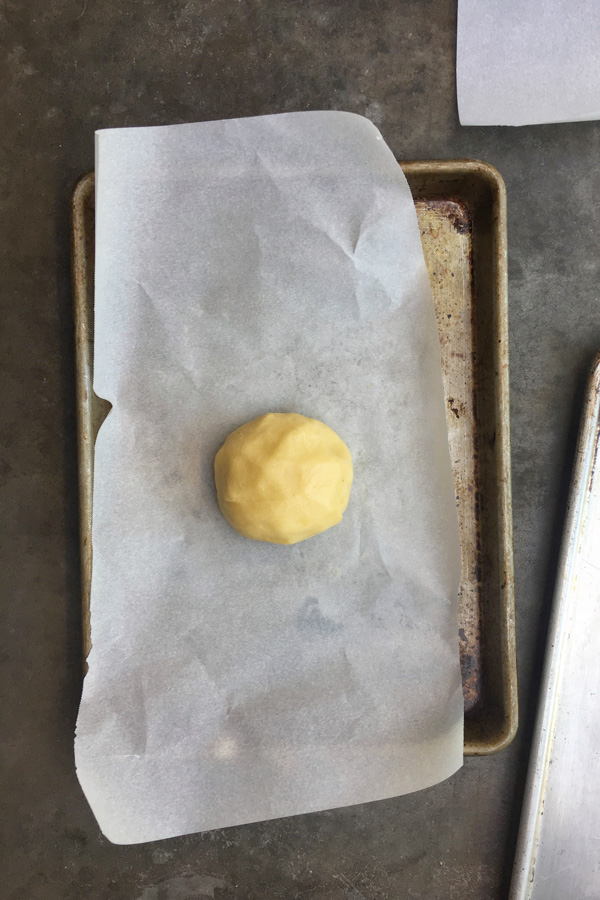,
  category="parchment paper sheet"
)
[75,112,463,844]
[457,0,600,126]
